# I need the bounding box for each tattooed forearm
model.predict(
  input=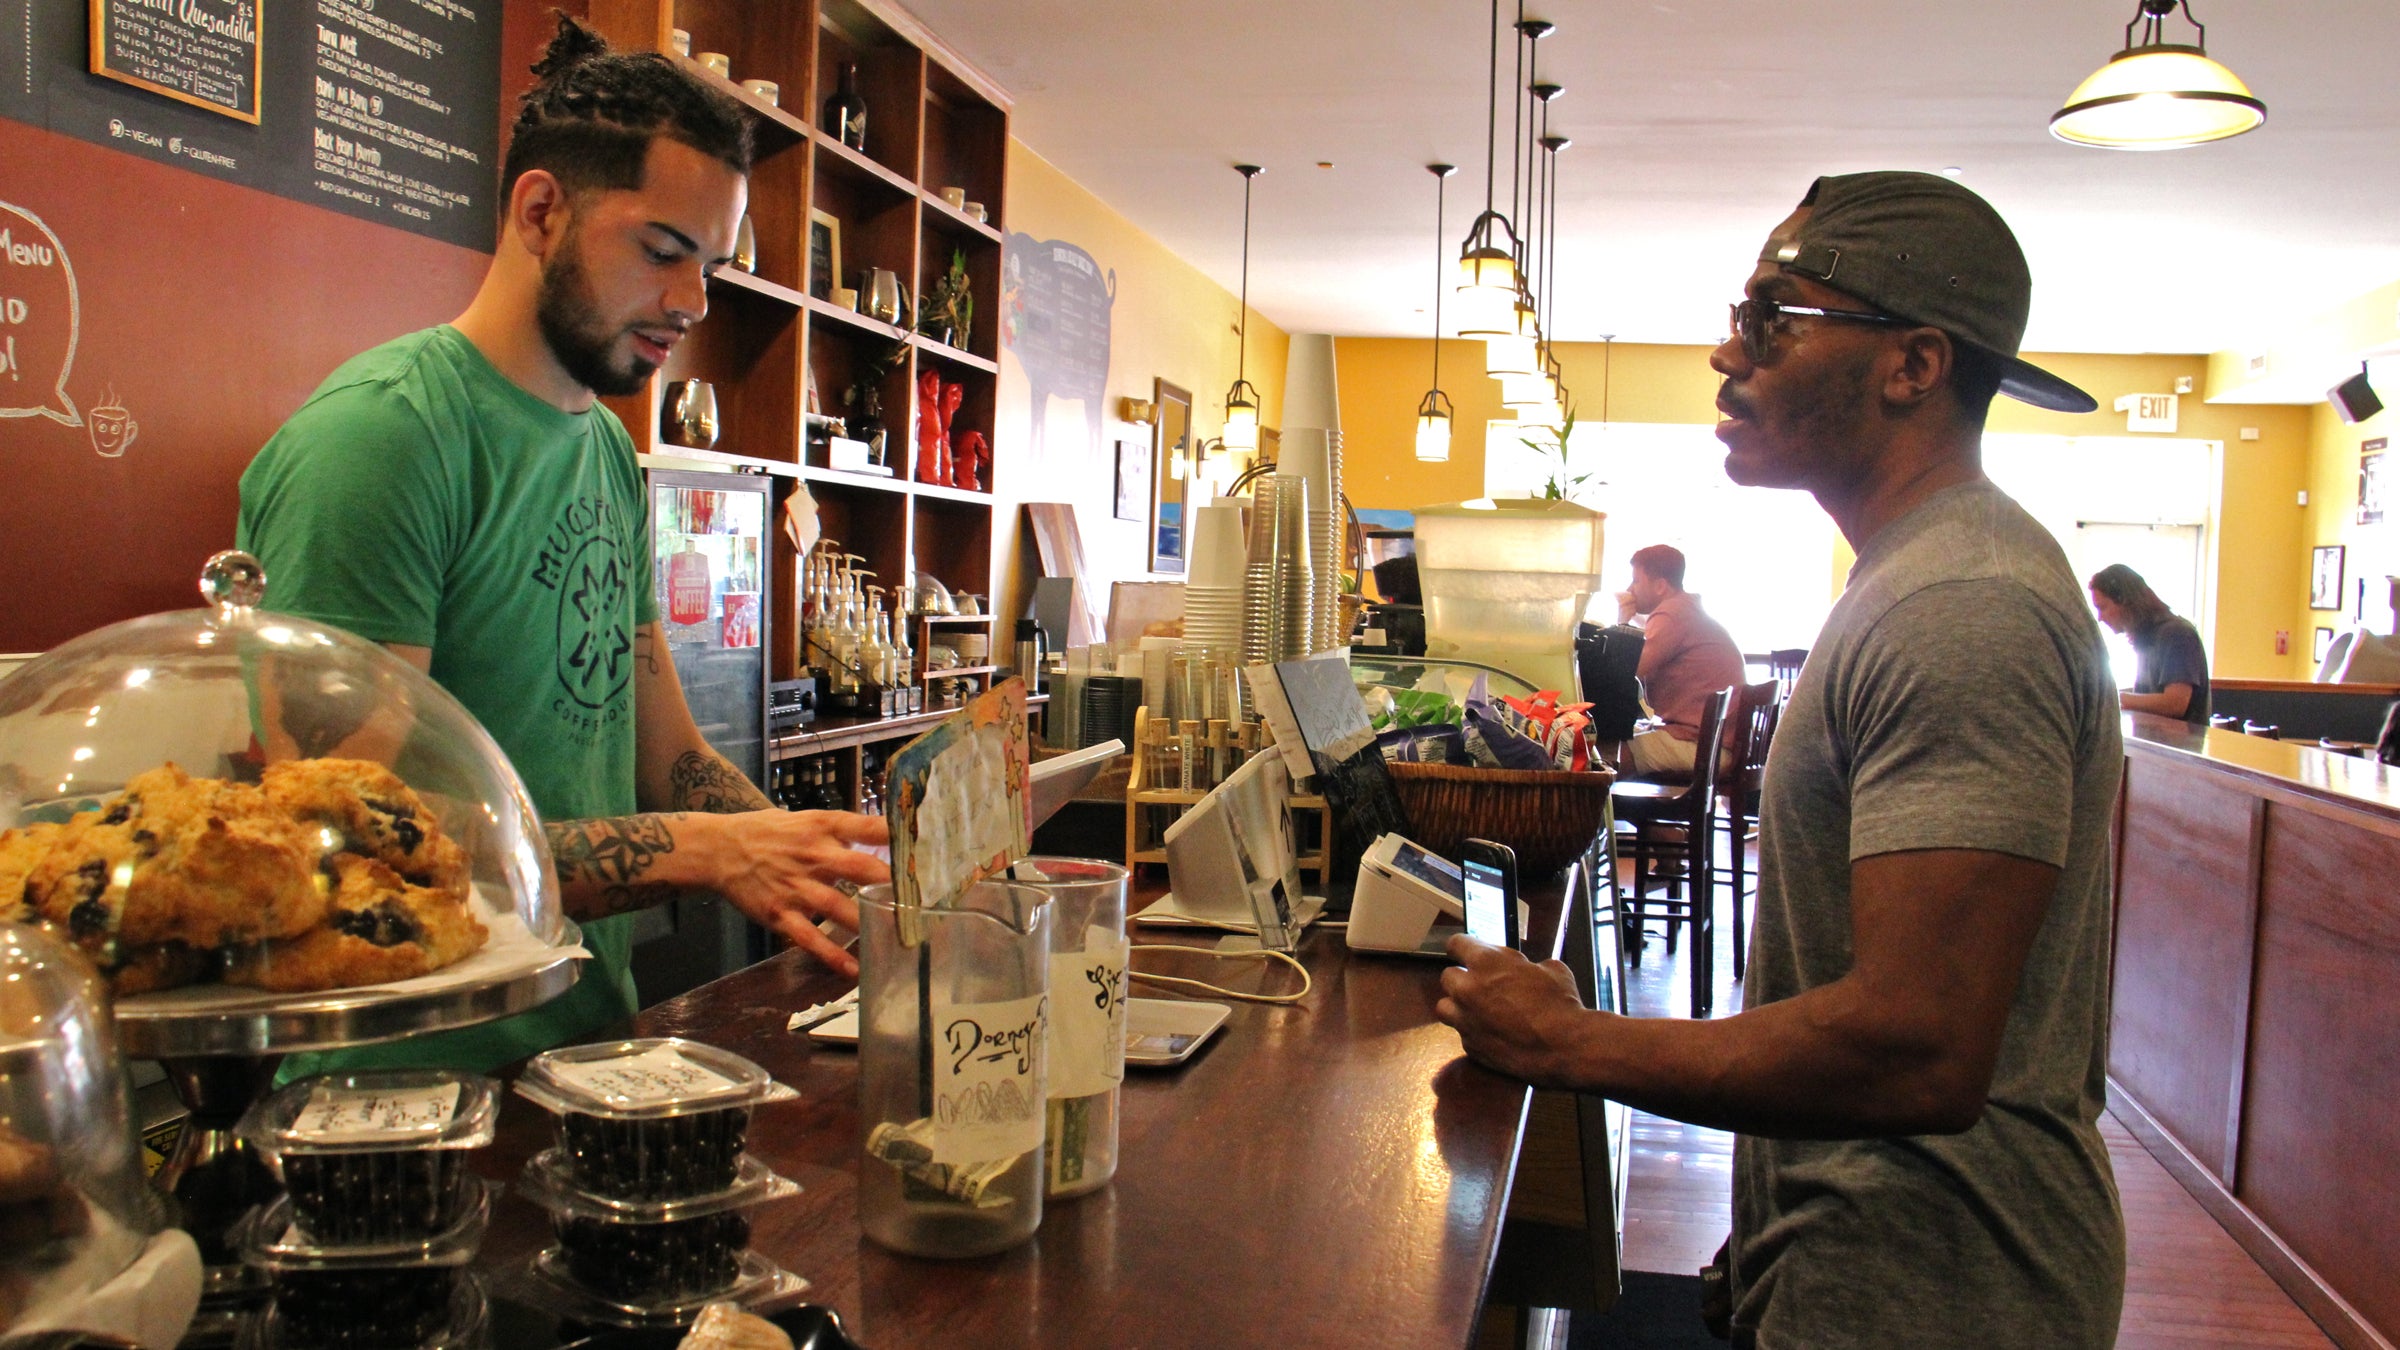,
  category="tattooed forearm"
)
[667,749,774,814]
[546,815,684,918]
